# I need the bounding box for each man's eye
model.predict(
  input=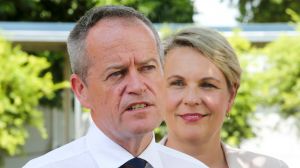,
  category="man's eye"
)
[107,70,126,80]
[139,65,156,72]
[169,80,185,87]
